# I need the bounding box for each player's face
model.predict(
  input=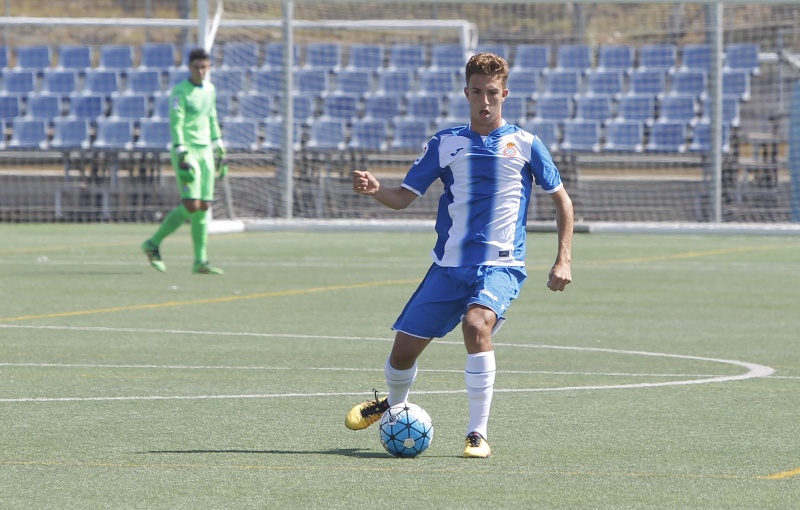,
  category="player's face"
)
[464,73,508,135]
[189,58,211,85]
